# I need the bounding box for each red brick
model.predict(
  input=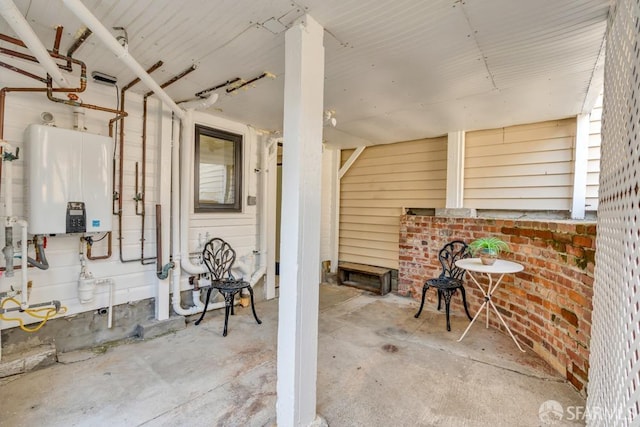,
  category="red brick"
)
[572,235,593,248]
